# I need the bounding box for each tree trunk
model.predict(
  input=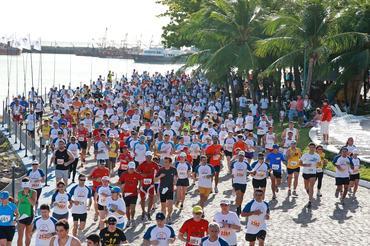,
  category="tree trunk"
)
[306,58,315,96]
[294,65,302,95]
[351,71,365,114]
[230,77,238,116]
